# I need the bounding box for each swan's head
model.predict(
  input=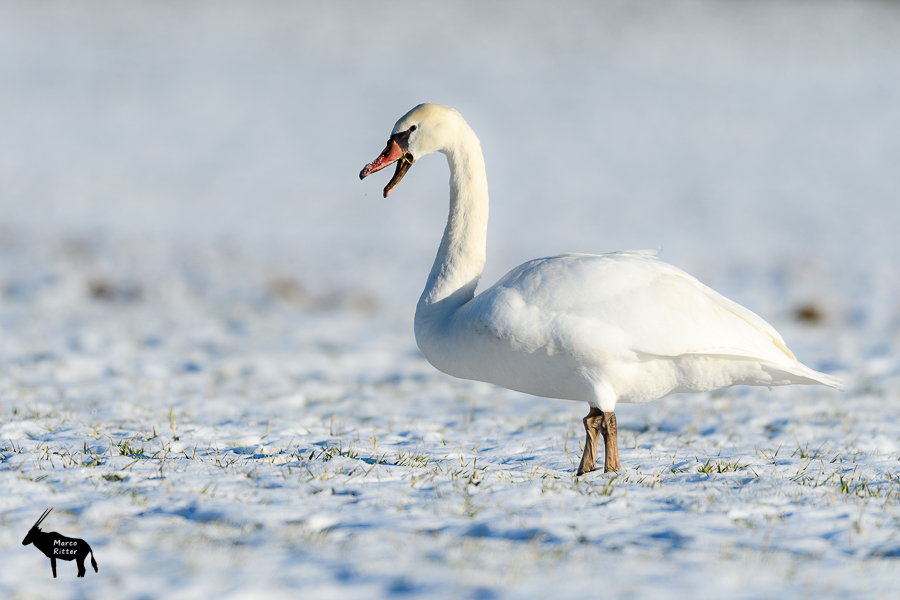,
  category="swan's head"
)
[359,103,462,198]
